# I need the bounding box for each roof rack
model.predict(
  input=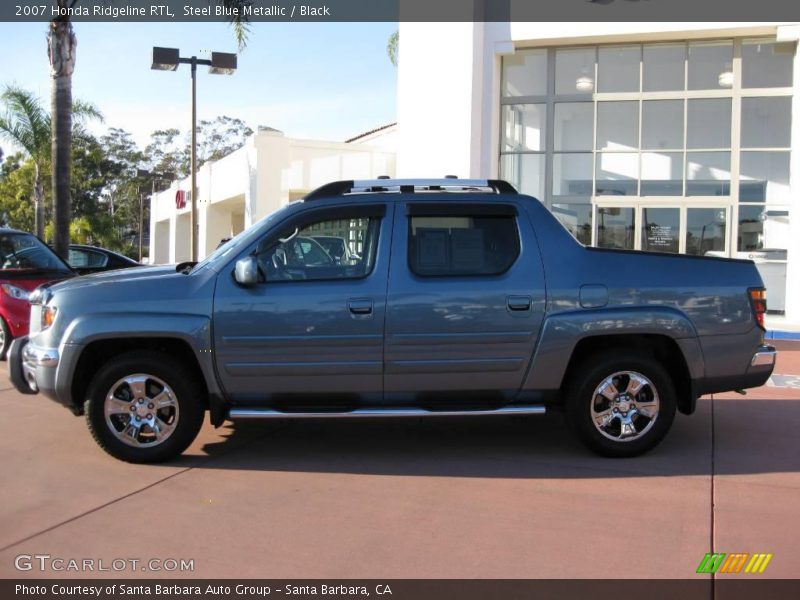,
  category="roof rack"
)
[304,178,518,201]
